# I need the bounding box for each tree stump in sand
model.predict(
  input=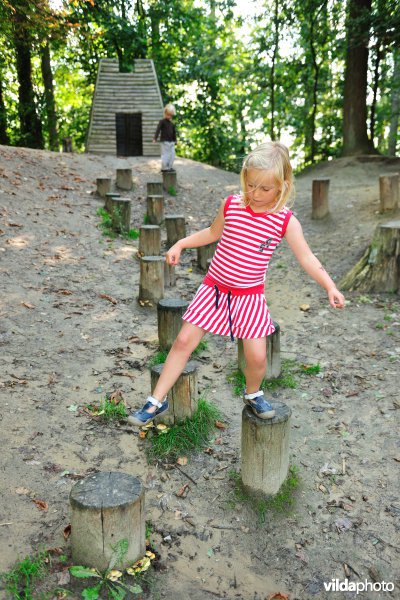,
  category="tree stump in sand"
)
[116,168,133,191]
[147,182,163,196]
[96,177,111,198]
[139,225,161,256]
[139,256,164,305]
[164,262,176,287]
[340,220,400,293]
[165,215,186,247]
[109,197,131,234]
[162,170,177,193]
[147,195,164,225]
[151,361,198,425]
[312,179,330,219]
[238,322,281,380]
[70,471,145,572]
[379,174,399,212]
[241,402,291,496]
[197,242,218,271]
[104,192,120,212]
[62,137,73,152]
[157,298,189,351]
